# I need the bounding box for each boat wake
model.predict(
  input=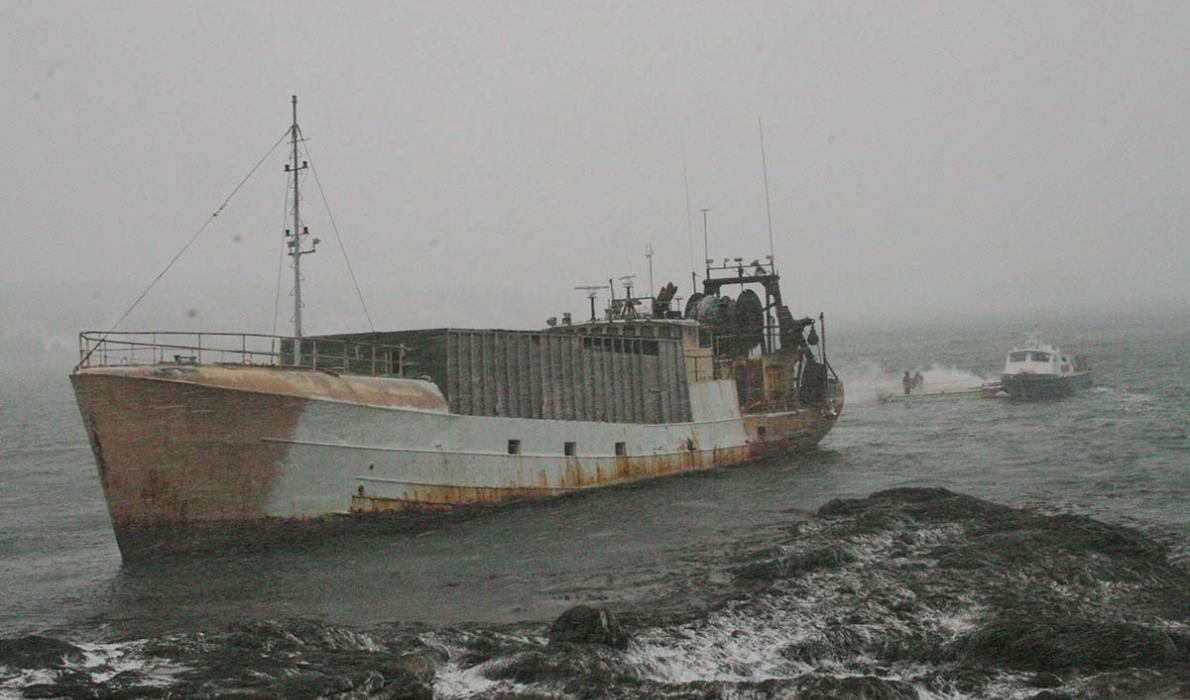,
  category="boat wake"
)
[2,489,1187,699]
[843,361,994,404]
